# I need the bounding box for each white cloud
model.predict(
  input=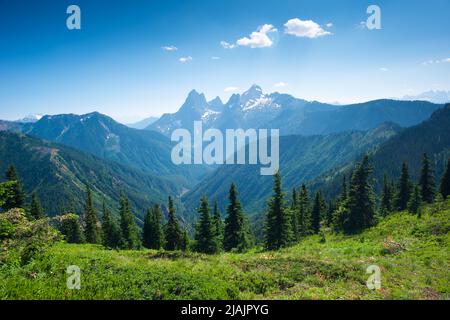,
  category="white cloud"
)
[236,24,277,48]
[224,86,239,92]
[422,58,450,66]
[162,45,178,51]
[326,22,333,28]
[221,41,237,49]
[273,82,288,88]
[379,67,388,72]
[211,56,221,60]
[179,56,193,63]
[284,18,332,38]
